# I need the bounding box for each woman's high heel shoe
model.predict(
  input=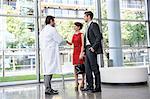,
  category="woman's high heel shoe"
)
[75,83,79,91]
[75,86,78,91]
